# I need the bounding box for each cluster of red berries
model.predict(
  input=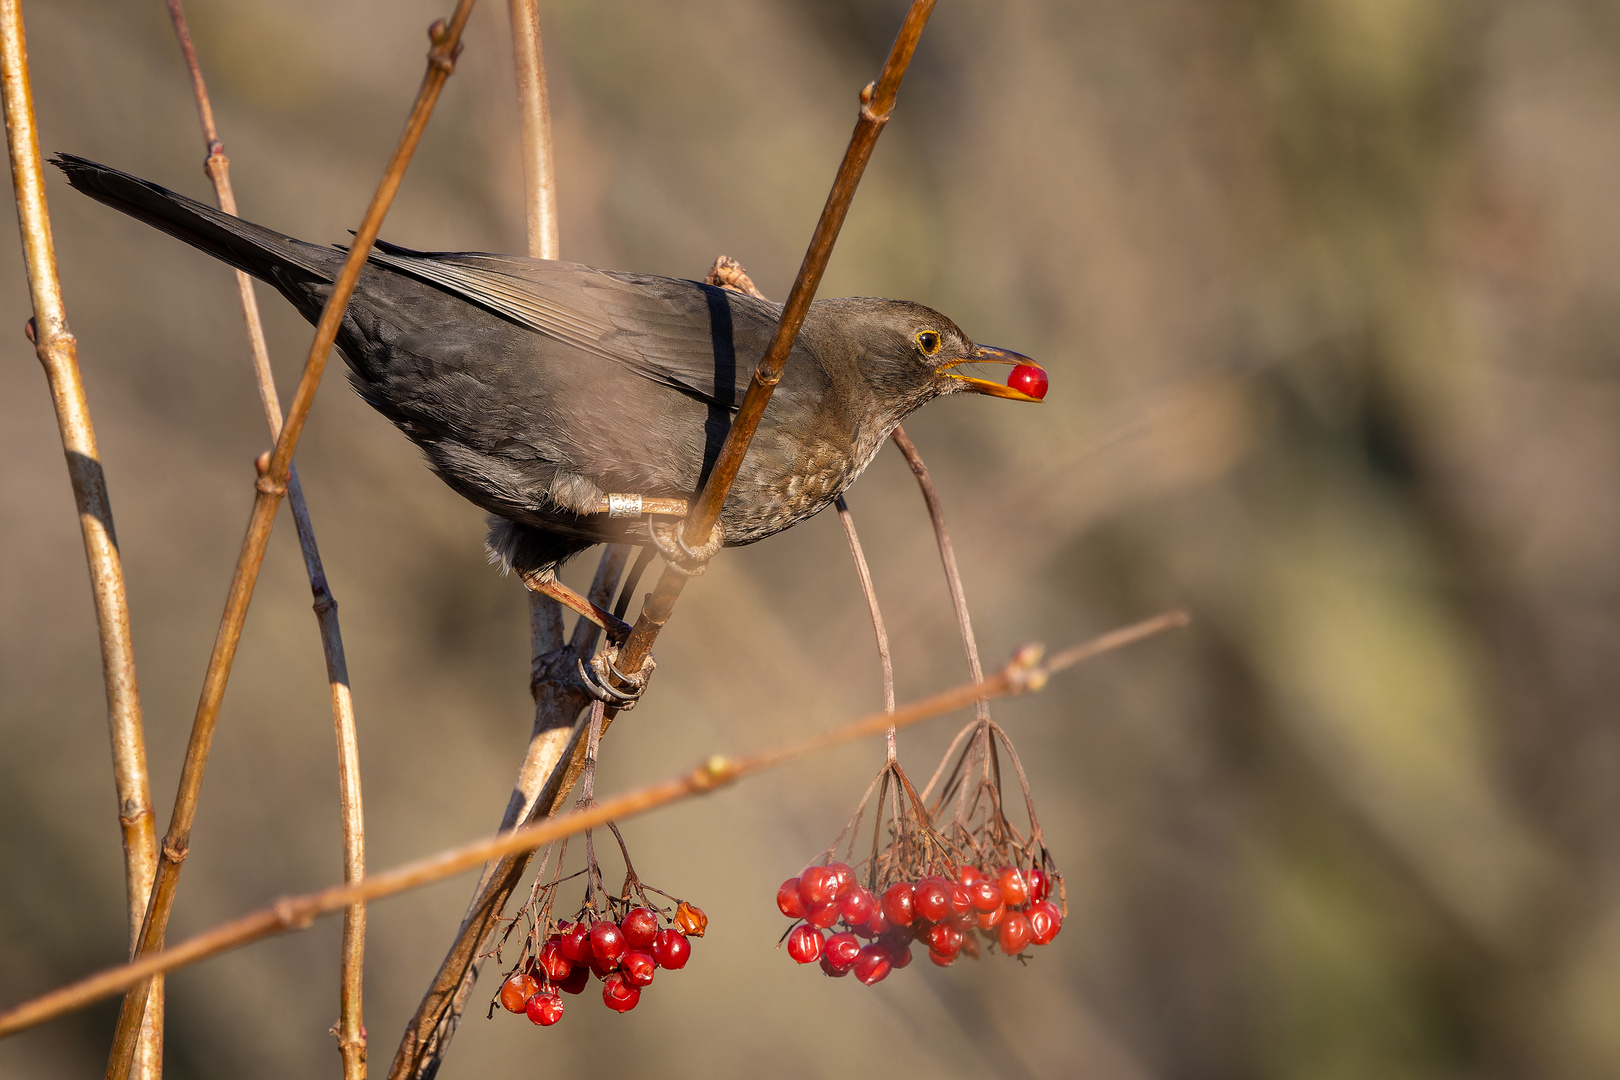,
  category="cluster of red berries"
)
[498,901,705,1025]
[777,860,1061,983]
